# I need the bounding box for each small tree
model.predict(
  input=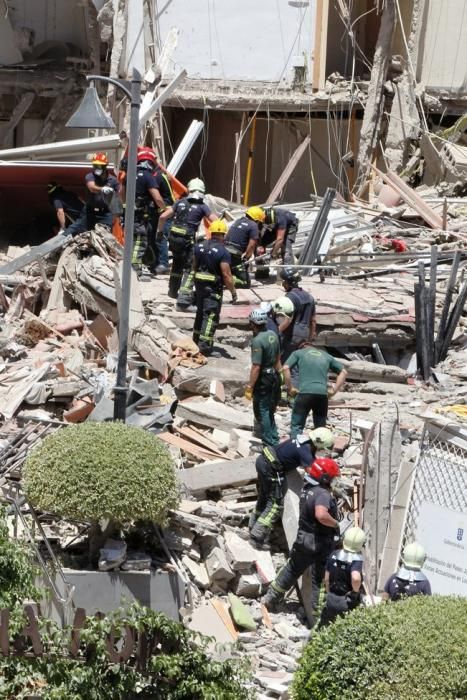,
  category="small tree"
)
[292,595,467,700]
[0,506,39,608]
[24,423,180,562]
